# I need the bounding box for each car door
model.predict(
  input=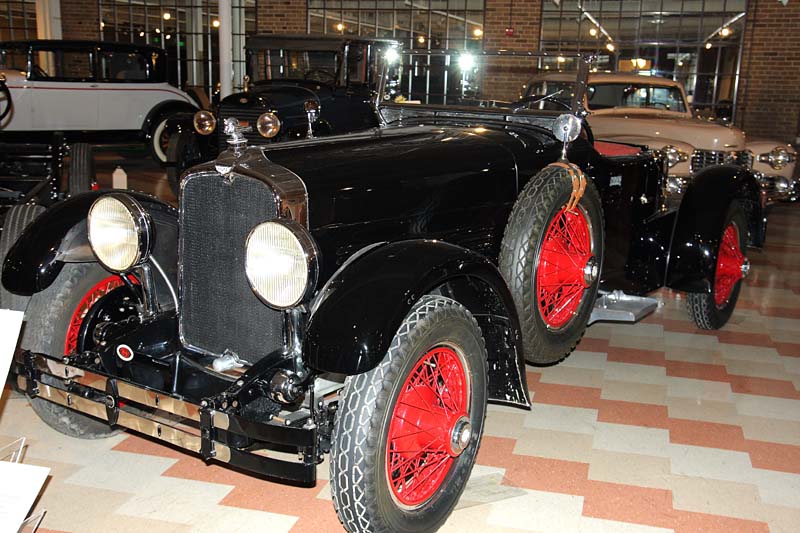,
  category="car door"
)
[29,46,98,131]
